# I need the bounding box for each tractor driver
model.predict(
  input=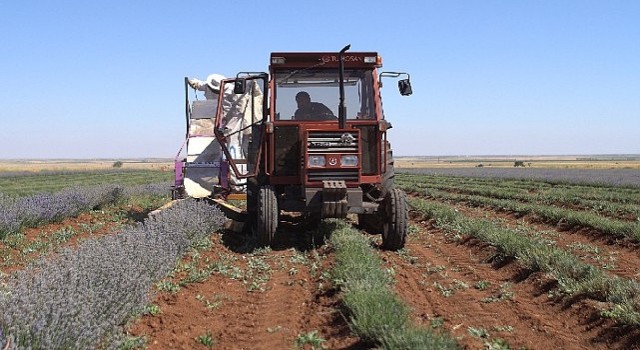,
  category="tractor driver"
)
[293,91,335,120]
